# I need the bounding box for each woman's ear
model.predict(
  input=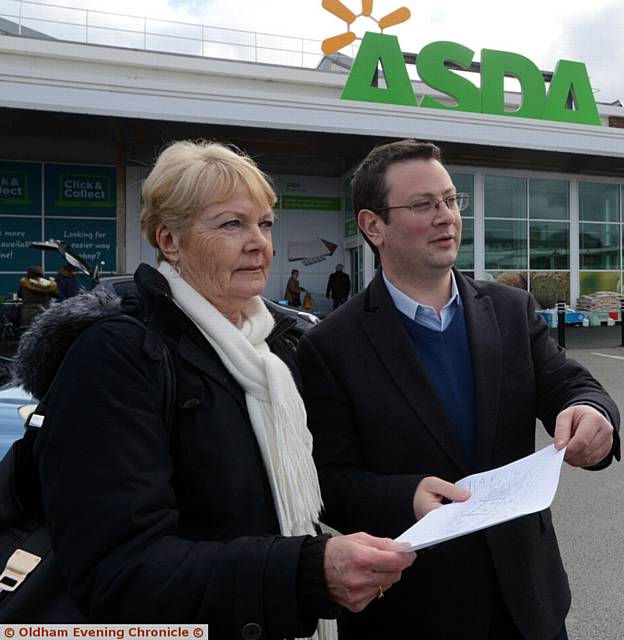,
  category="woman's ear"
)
[357,209,385,250]
[155,224,180,263]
